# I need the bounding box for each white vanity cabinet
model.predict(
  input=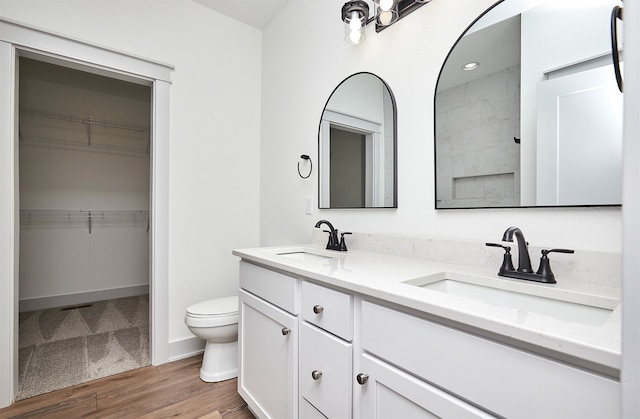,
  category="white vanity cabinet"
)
[299,281,354,418]
[236,256,620,419]
[238,261,299,419]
